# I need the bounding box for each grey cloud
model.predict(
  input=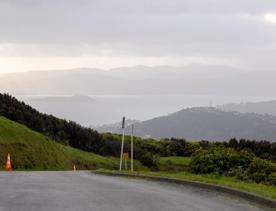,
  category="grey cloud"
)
[0,0,276,70]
